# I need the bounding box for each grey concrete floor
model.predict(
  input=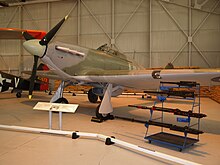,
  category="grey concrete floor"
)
[0,91,220,165]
